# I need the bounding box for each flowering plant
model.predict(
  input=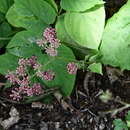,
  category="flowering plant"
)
[0,0,130,103]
